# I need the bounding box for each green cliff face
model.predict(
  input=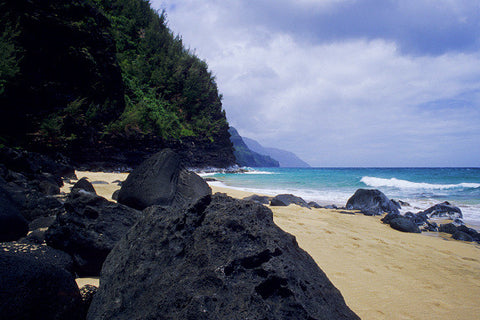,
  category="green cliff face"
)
[0,0,234,168]
[228,127,279,167]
